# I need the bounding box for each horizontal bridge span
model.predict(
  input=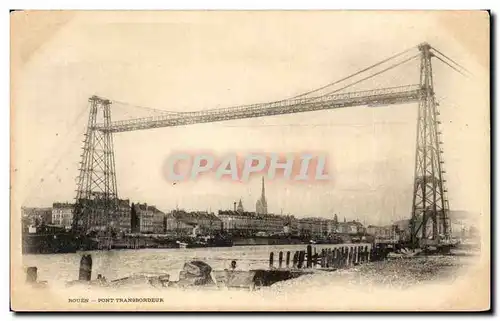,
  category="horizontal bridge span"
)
[95,85,422,133]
